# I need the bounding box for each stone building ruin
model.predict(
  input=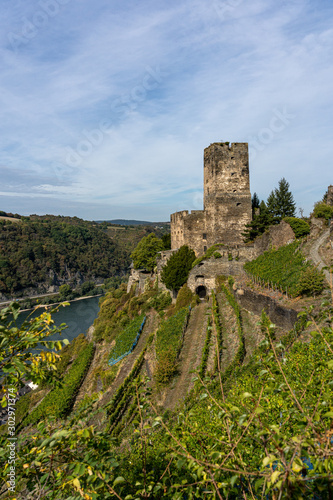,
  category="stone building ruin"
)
[170,142,252,256]
[327,185,333,206]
